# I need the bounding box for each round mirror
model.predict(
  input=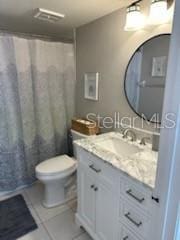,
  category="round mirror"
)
[124,34,170,123]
